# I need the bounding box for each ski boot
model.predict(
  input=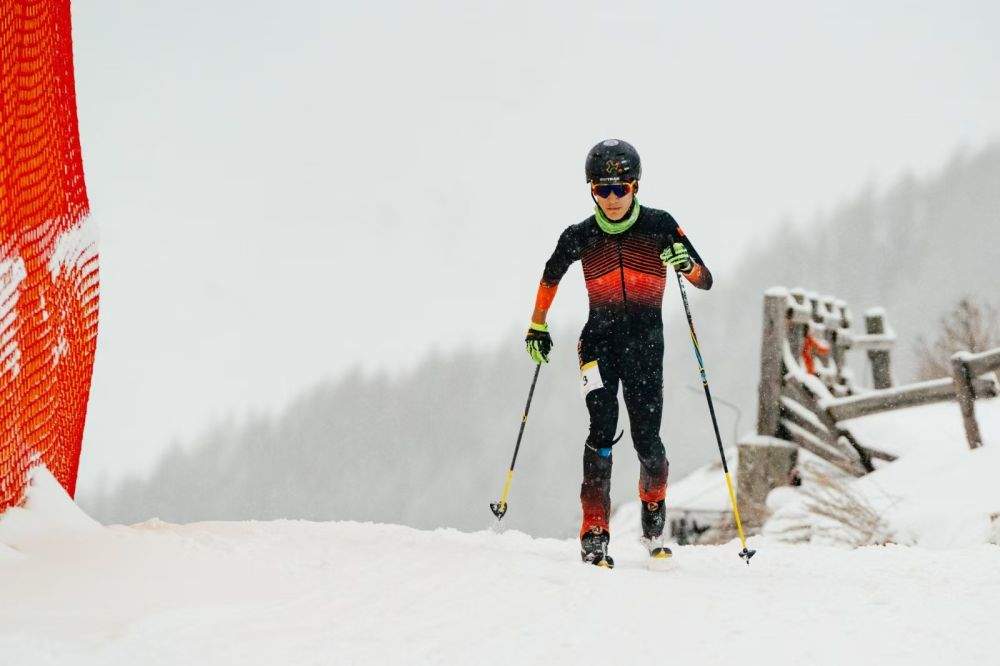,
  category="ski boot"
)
[580,527,614,569]
[641,500,673,570]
